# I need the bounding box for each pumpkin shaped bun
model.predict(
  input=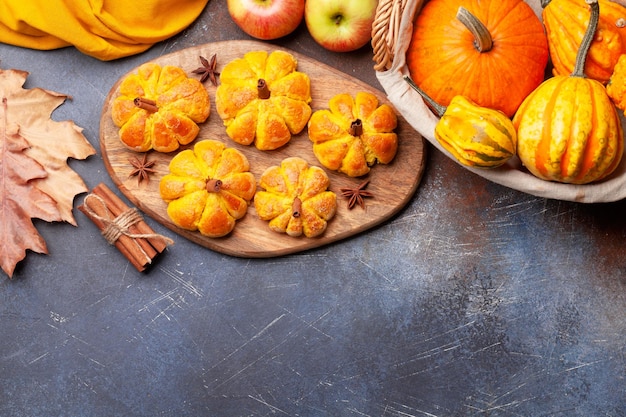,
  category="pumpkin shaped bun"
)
[308,92,398,177]
[159,140,256,238]
[254,157,337,238]
[215,50,312,151]
[112,63,210,152]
